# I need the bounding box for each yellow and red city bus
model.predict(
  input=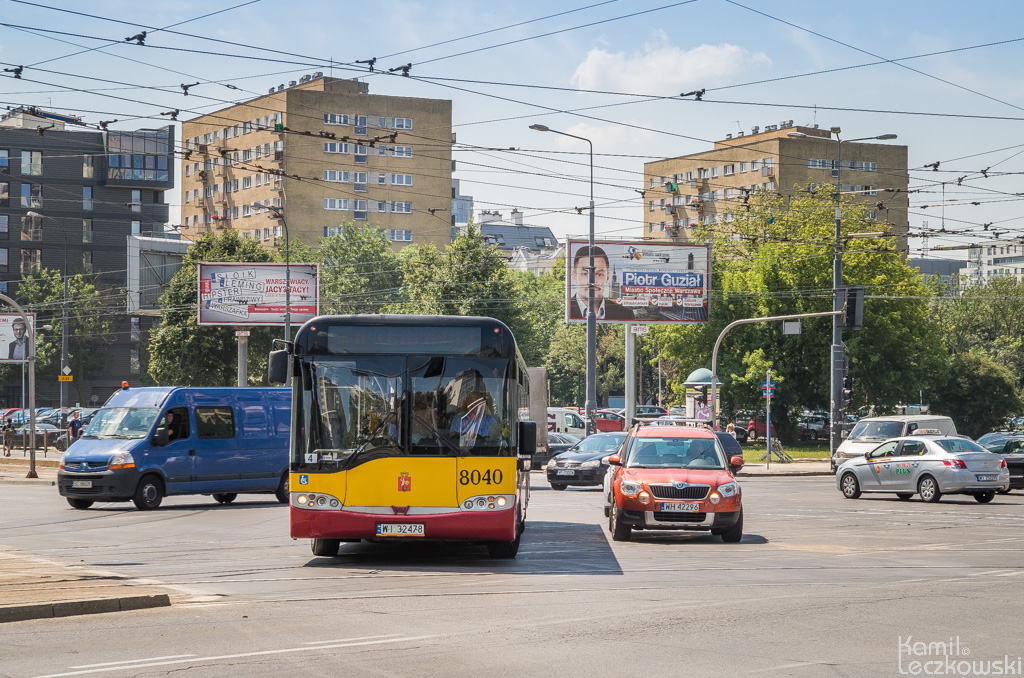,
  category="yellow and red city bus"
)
[270,315,537,558]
